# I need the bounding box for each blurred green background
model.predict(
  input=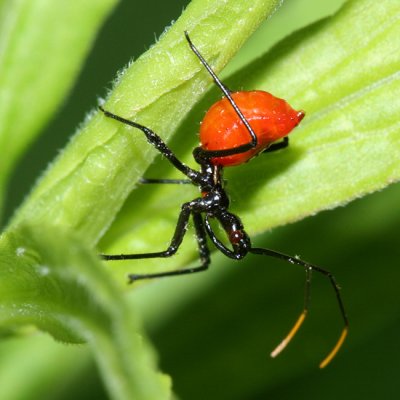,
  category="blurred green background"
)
[2,0,400,399]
